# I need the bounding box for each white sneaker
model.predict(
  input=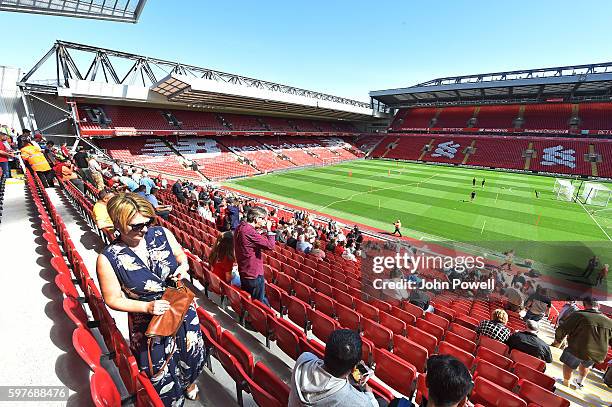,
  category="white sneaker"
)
[571,378,584,390]
[185,383,199,400]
